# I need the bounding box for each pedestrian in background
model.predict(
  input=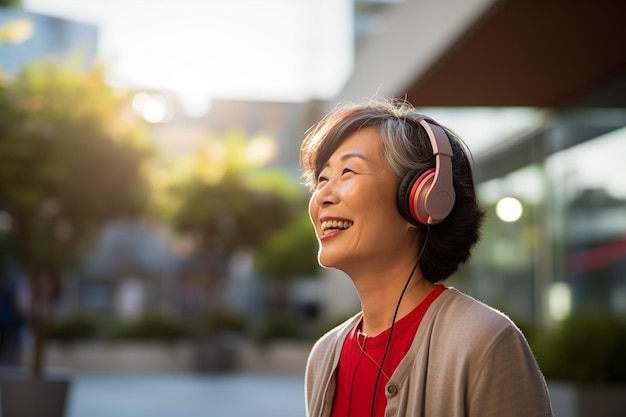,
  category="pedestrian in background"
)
[0,263,23,368]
